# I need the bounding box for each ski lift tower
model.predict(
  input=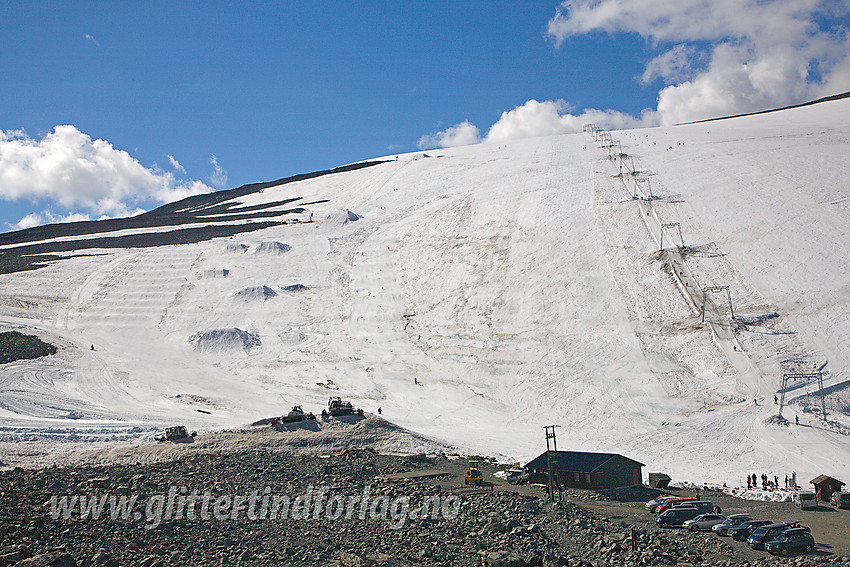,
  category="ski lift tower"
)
[701,285,735,322]
[635,177,653,199]
[660,222,684,251]
[779,367,828,420]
